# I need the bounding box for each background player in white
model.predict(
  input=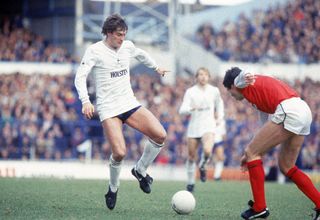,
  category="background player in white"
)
[74,14,169,210]
[179,67,224,192]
